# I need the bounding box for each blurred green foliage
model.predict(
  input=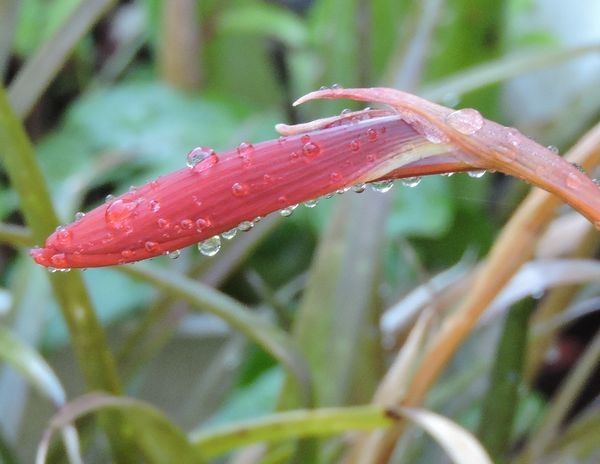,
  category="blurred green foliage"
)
[0,0,599,463]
